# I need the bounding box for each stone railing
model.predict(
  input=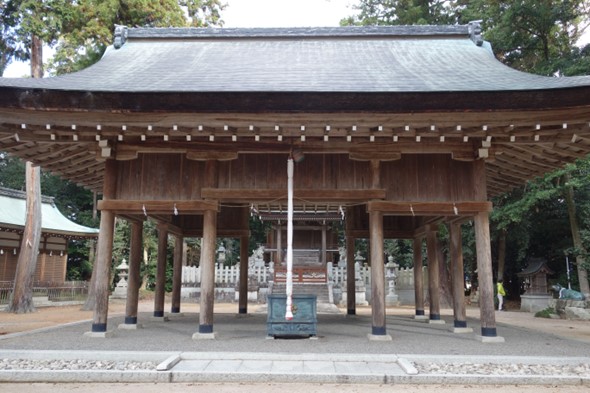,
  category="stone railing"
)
[181,264,428,306]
